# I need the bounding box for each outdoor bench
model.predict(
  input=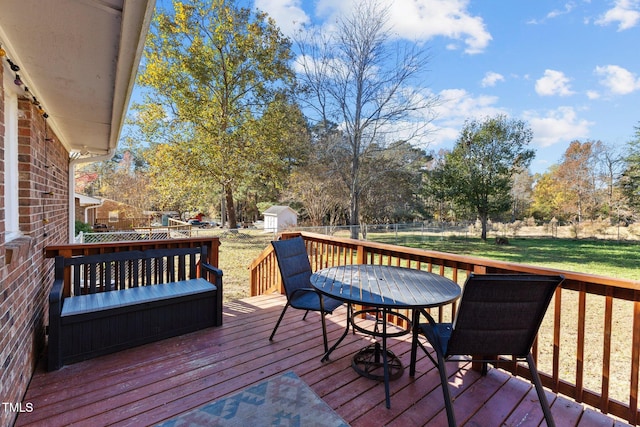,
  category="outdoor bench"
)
[47,246,223,371]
